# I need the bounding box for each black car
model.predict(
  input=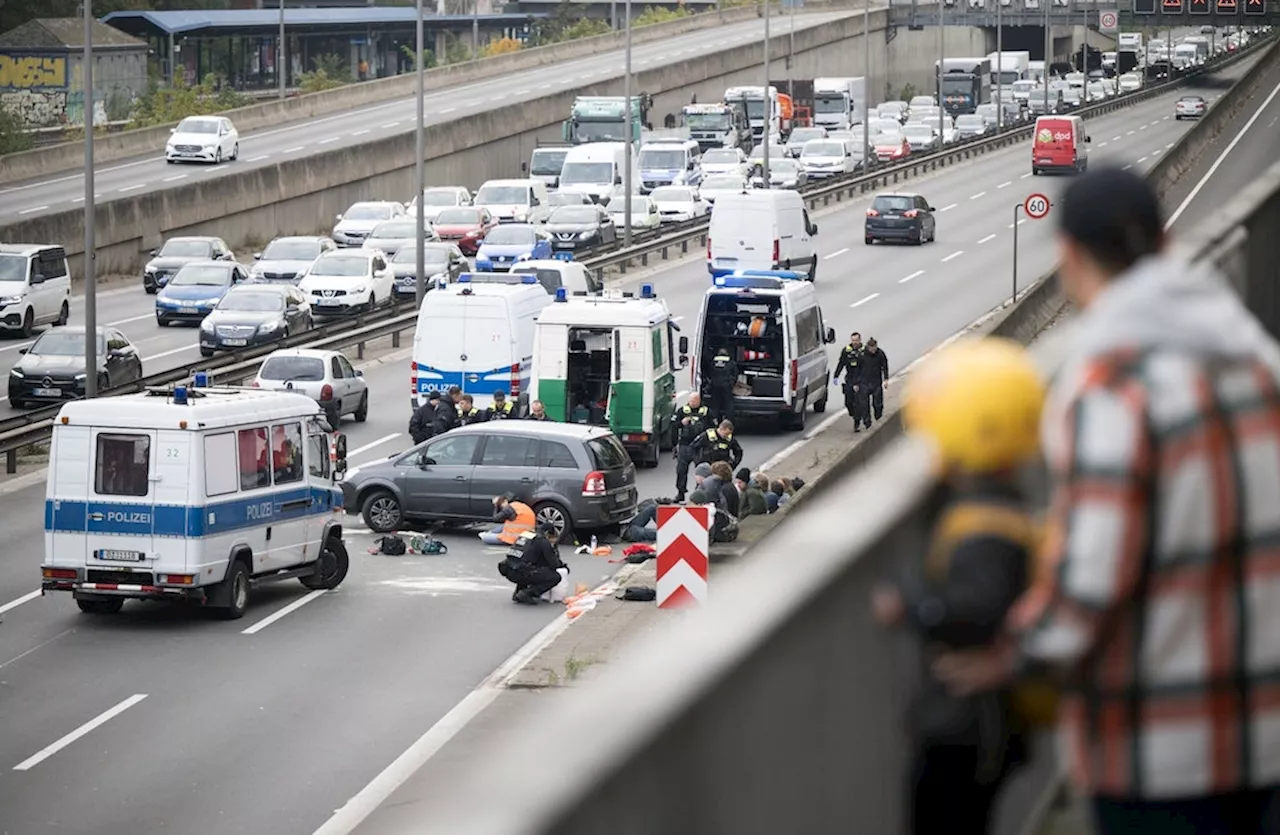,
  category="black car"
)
[142,236,234,293]
[389,242,468,298]
[865,192,937,246]
[8,326,143,408]
[543,205,617,251]
[199,283,312,357]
